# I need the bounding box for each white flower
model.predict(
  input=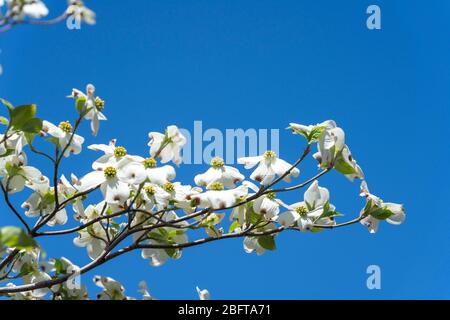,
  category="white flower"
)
[148,125,186,166]
[0,131,27,155]
[230,181,280,224]
[238,151,299,186]
[141,212,188,267]
[94,276,129,300]
[311,120,345,167]
[140,183,171,210]
[42,120,84,157]
[194,157,244,189]
[138,281,154,300]
[360,181,405,233]
[66,0,96,25]
[119,155,176,186]
[196,286,210,300]
[22,1,49,19]
[69,84,106,136]
[79,153,136,205]
[21,176,68,226]
[2,164,45,194]
[73,203,113,260]
[277,180,336,230]
[160,182,201,213]
[191,183,248,210]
